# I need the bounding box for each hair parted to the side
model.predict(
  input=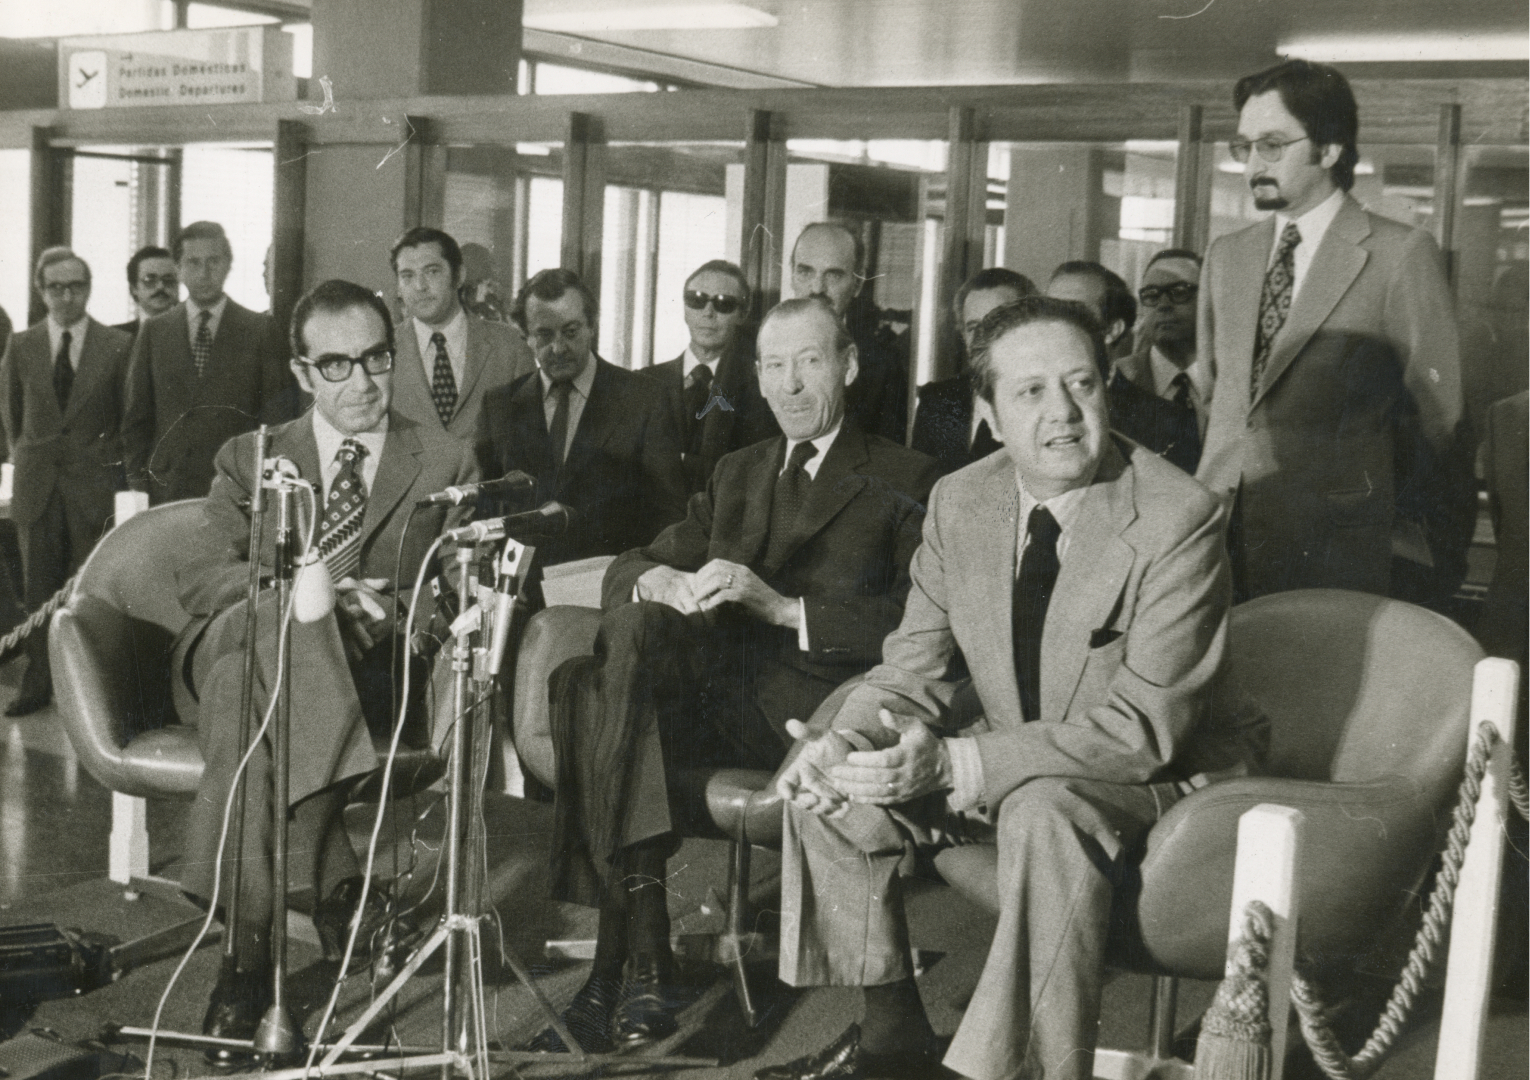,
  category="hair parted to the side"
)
[1234,58,1360,192]
[126,245,173,286]
[685,259,752,303]
[290,279,395,359]
[952,266,1036,321]
[511,268,600,336]
[34,247,90,291]
[389,226,465,278]
[173,220,232,262]
[1145,247,1203,272]
[758,295,855,355]
[967,295,1110,404]
[1050,261,1136,333]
